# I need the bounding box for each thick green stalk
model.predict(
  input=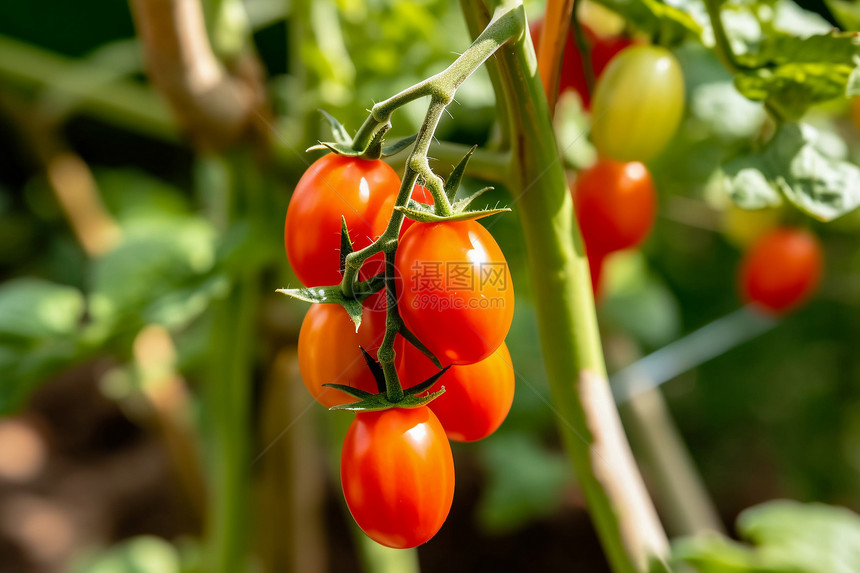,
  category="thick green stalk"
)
[463,2,669,571]
[204,276,256,573]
